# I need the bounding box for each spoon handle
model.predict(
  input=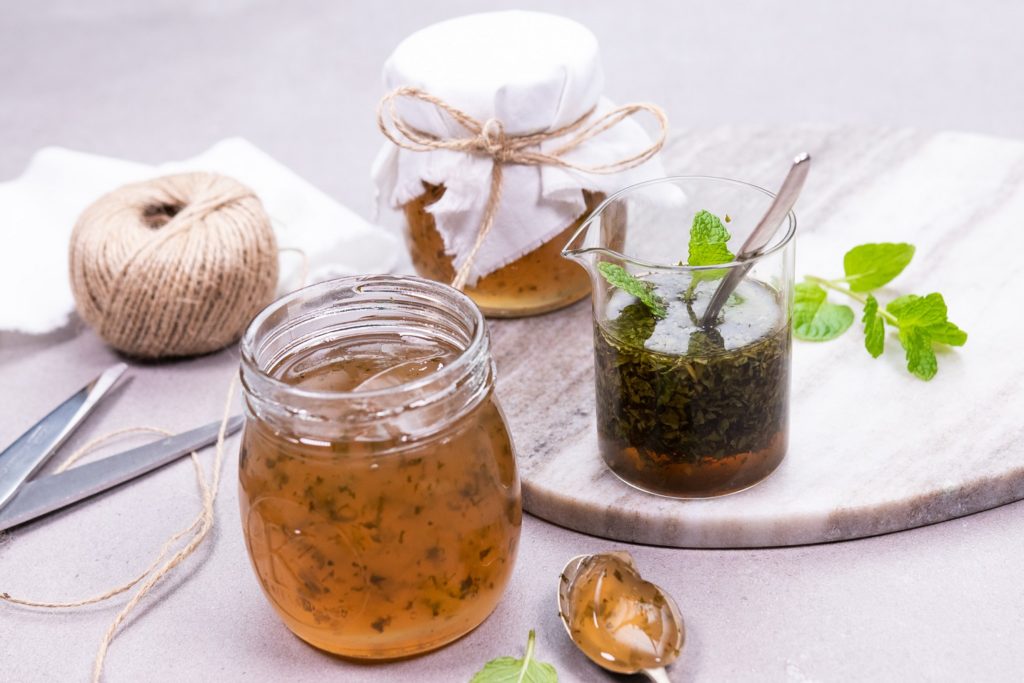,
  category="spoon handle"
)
[643,667,672,683]
[700,153,811,326]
